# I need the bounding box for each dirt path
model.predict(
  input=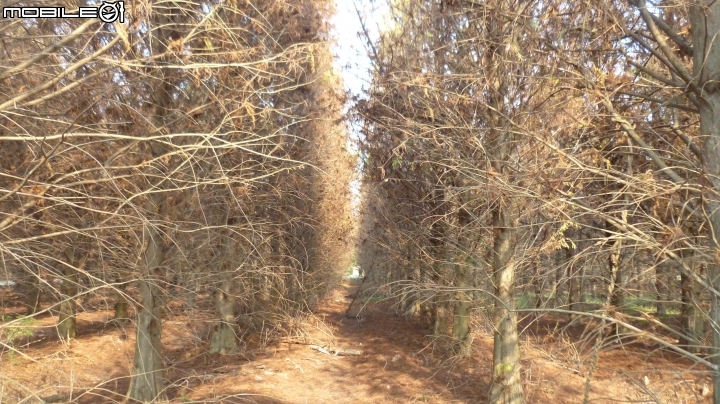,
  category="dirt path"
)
[178,281,483,403]
[0,281,713,403]
[165,281,712,403]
